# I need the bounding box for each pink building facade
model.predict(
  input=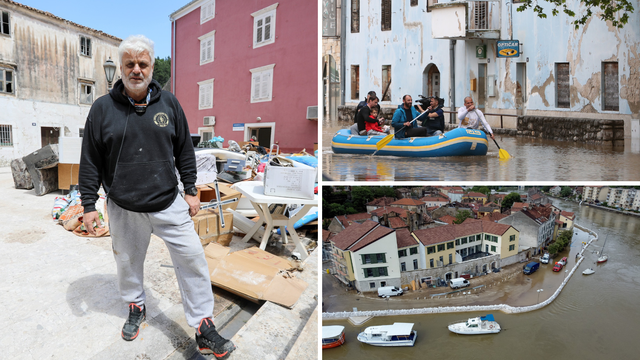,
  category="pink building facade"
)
[170,0,318,153]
